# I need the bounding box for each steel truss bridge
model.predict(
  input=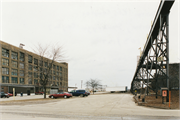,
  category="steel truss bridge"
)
[130,0,175,100]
